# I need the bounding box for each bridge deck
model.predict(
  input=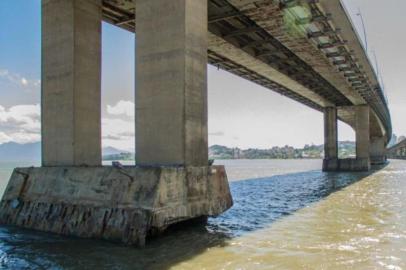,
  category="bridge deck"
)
[101,0,391,141]
[387,139,406,159]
